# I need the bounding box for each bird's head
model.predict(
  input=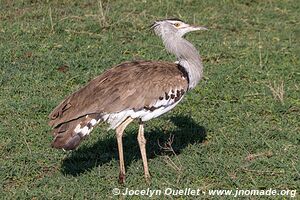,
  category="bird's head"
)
[151,18,207,38]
